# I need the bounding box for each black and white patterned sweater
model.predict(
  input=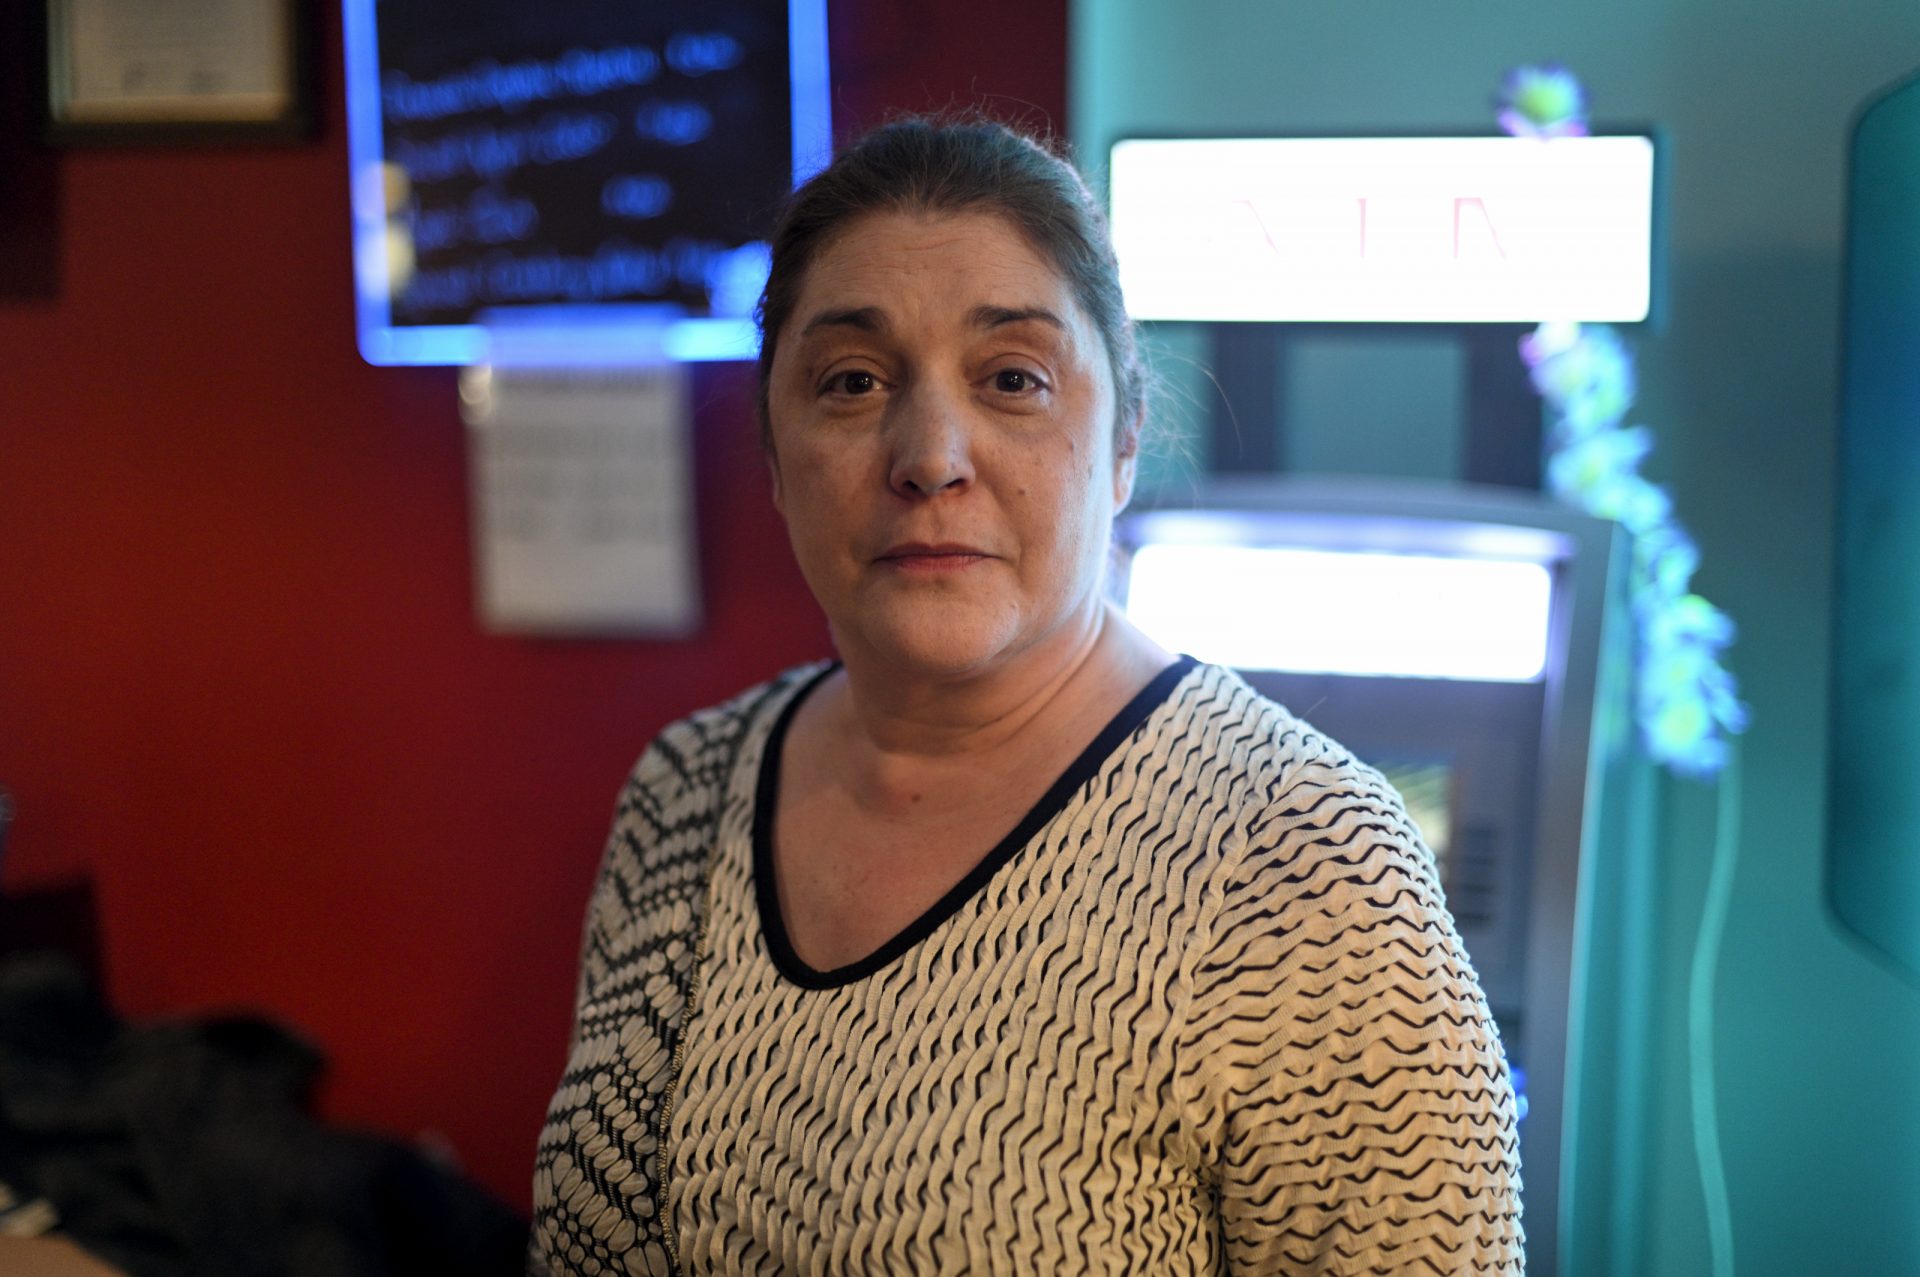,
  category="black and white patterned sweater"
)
[532,658,1523,1275]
